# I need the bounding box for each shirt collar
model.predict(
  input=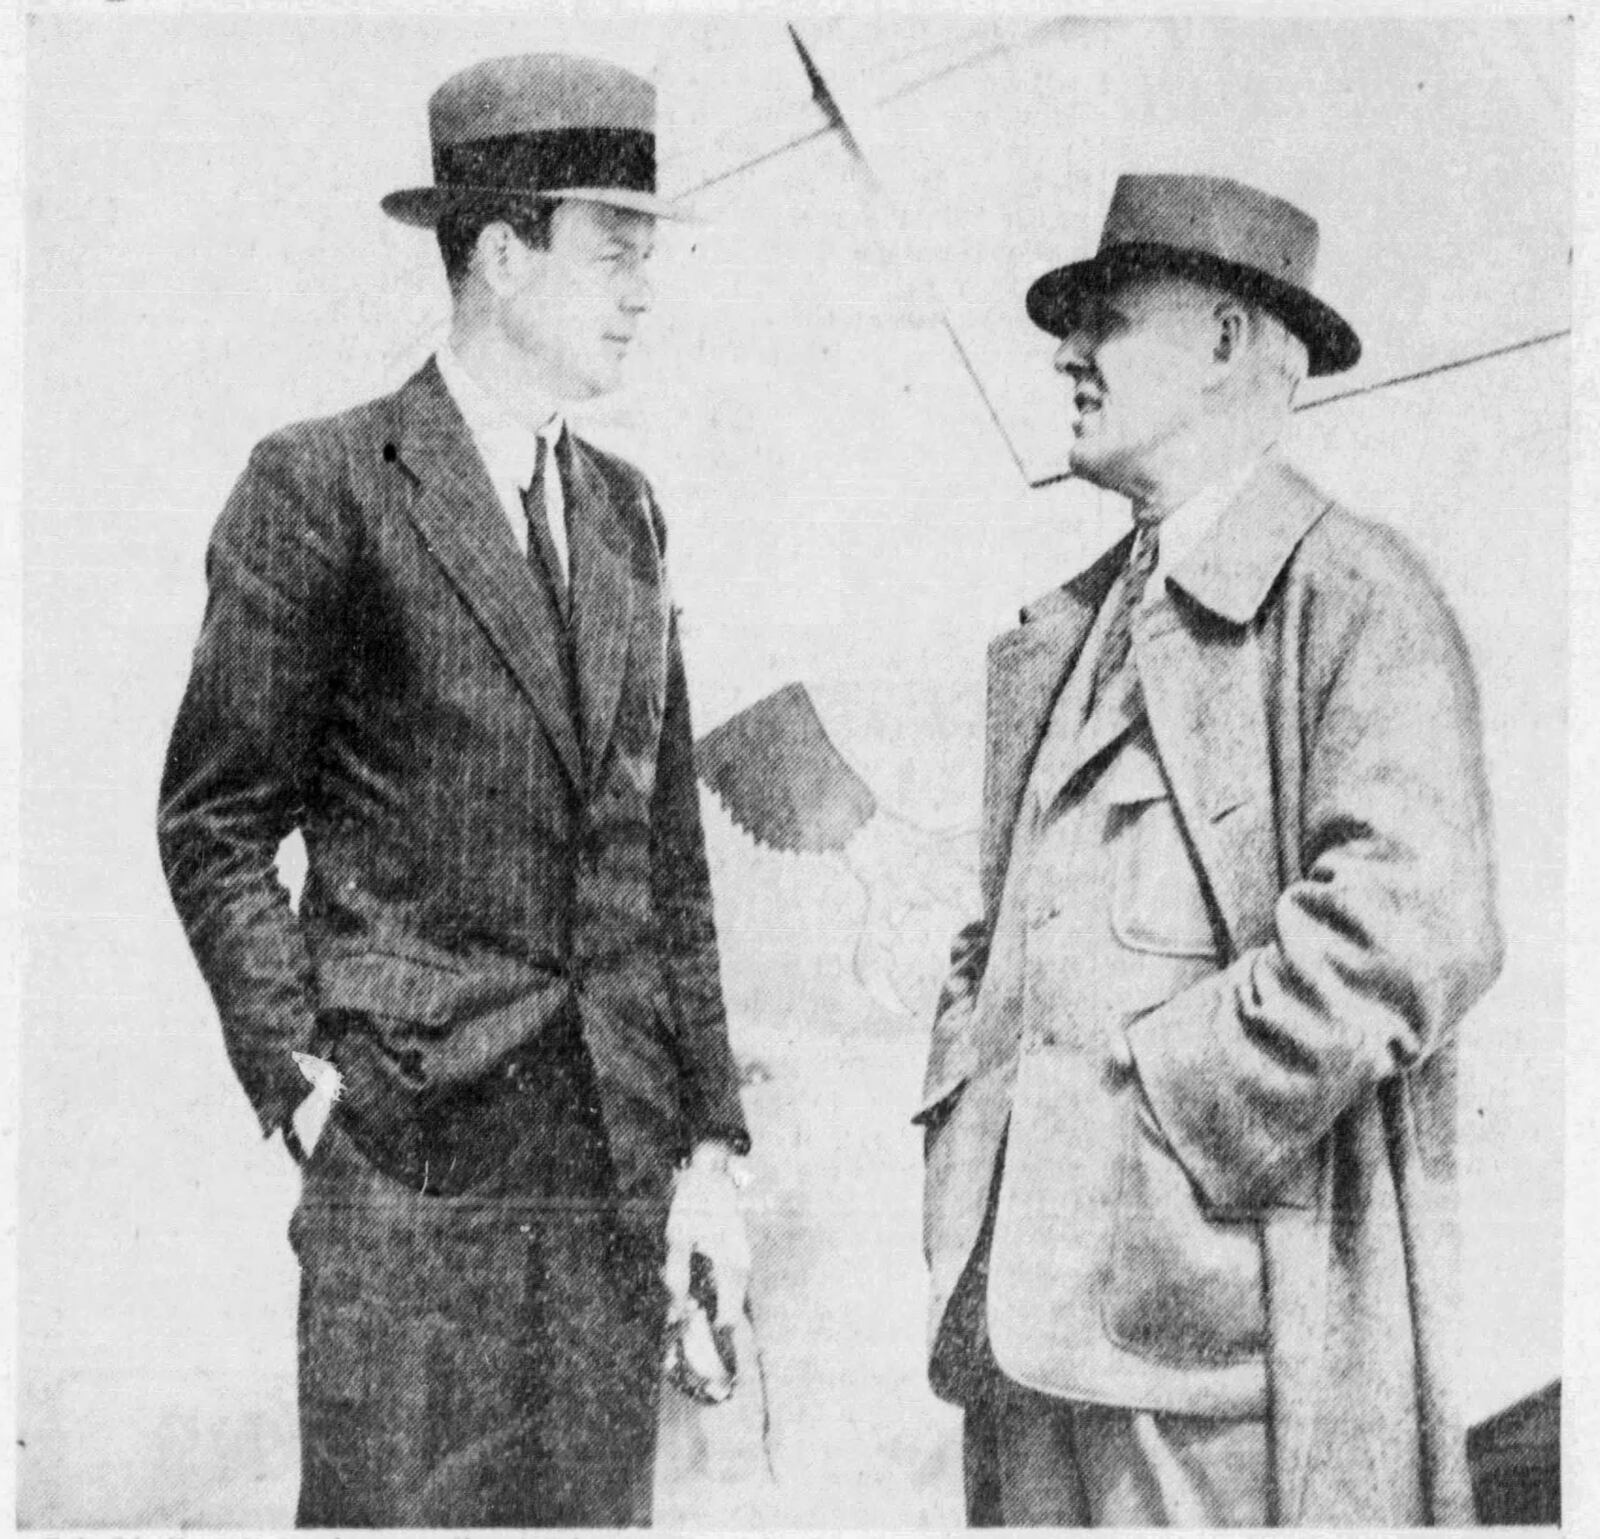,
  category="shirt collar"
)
[435,344,564,491]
